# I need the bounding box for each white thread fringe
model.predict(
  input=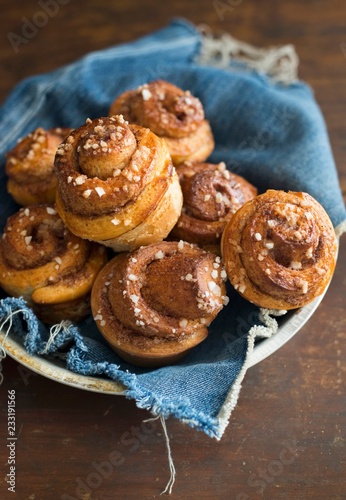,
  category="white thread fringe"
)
[40,320,72,355]
[0,338,6,386]
[253,308,287,339]
[216,308,287,438]
[0,309,28,386]
[143,415,176,495]
[159,415,176,495]
[197,24,299,85]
